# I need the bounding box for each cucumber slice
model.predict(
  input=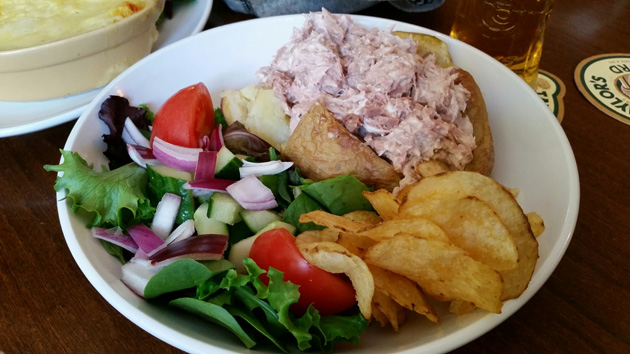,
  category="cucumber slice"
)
[194,203,229,235]
[208,192,243,225]
[214,146,243,180]
[254,220,296,237]
[240,210,282,233]
[148,164,193,181]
